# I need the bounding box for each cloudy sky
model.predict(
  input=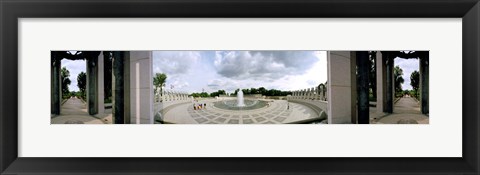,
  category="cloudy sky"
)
[62,59,86,92]
[59,51,417,93]
[153,51,327,94]
[394,58,419,90]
